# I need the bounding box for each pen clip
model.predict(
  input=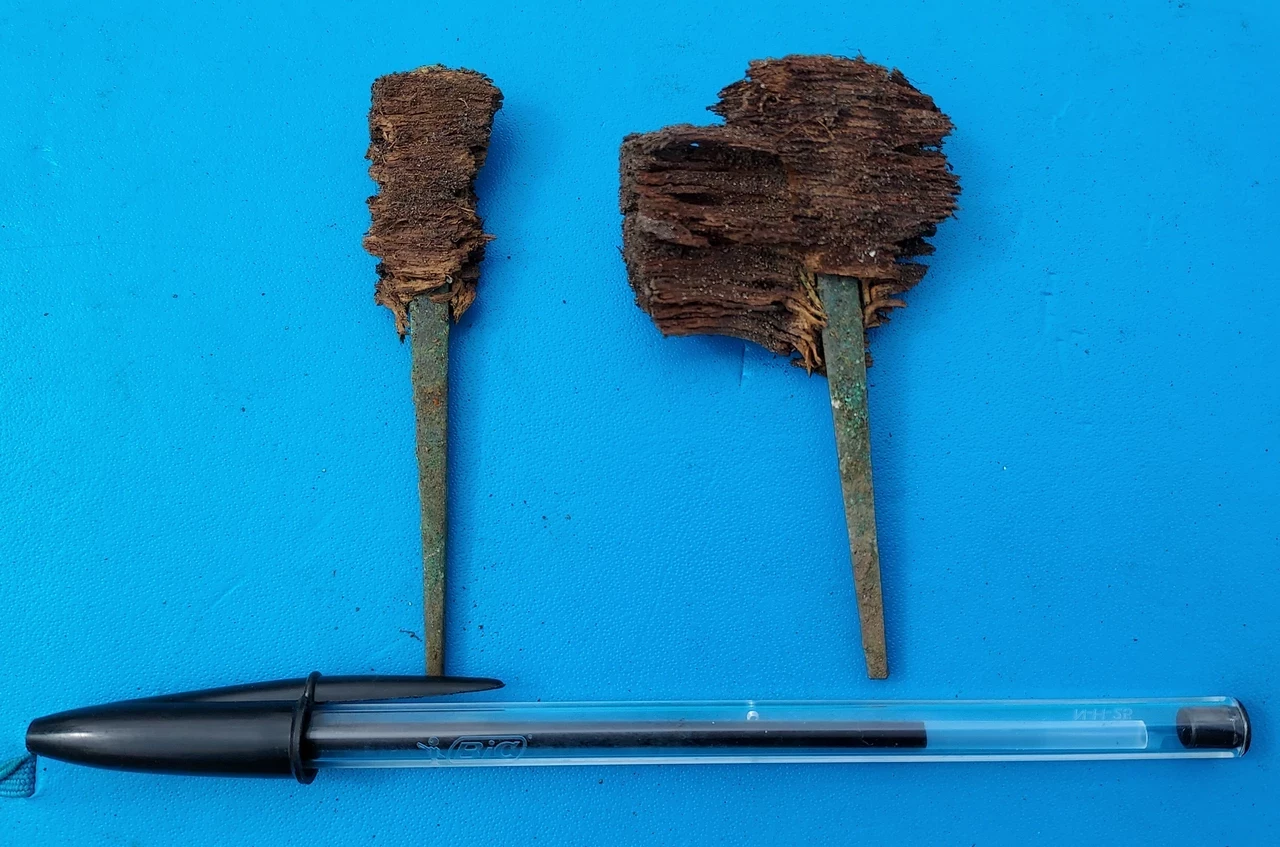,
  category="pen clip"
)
[142,673,505,705]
